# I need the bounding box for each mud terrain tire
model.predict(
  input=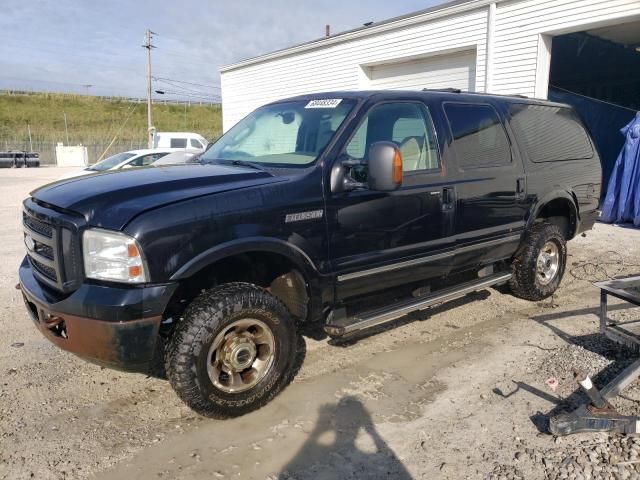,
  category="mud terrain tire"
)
[166,282,297,418]
[509,222,567,301]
